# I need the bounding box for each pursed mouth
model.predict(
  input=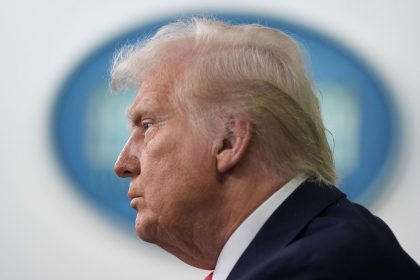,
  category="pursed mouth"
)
[130,196,143,210]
